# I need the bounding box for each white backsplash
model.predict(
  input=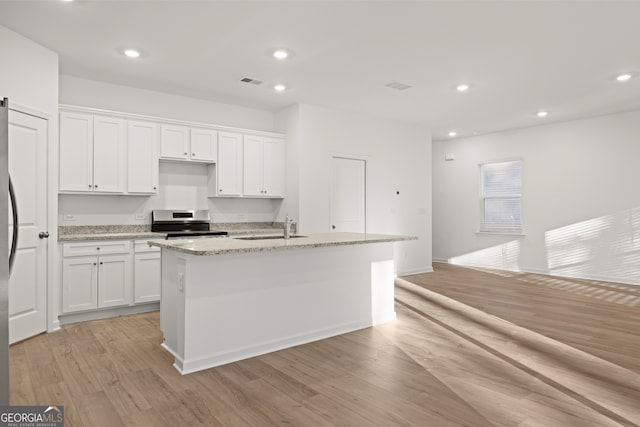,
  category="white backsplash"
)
[58,162,284,226]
